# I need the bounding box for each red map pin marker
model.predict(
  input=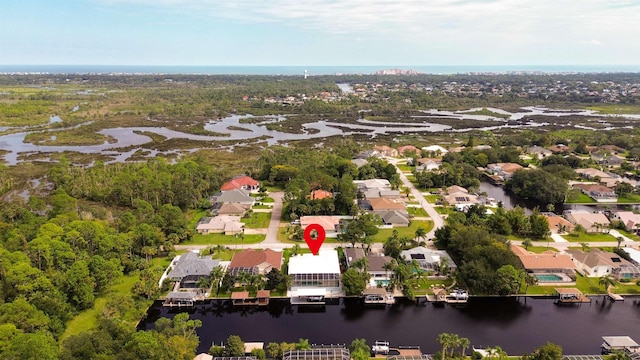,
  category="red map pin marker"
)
[303,224,326,255]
